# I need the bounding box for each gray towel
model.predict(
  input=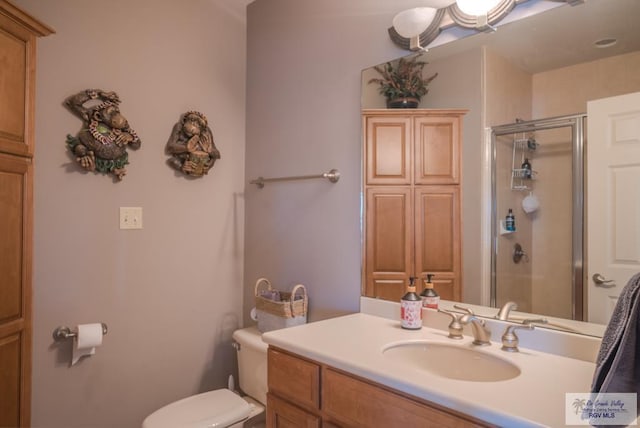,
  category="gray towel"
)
[591,272,640,422]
